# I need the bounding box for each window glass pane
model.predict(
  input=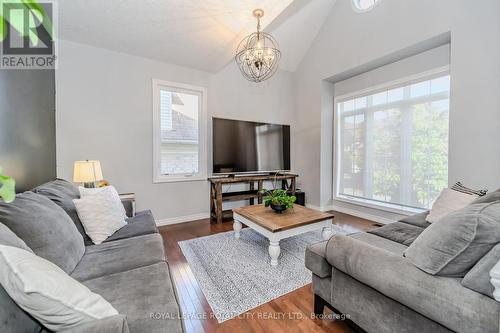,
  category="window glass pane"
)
[372,91,387,106]
[160,90,199,175]
[355,97,367,109]
[343,100,355,112]
[430,75,450,94]
[387,87,404,102]
[337,74,450,209]
[410,81,430,98]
